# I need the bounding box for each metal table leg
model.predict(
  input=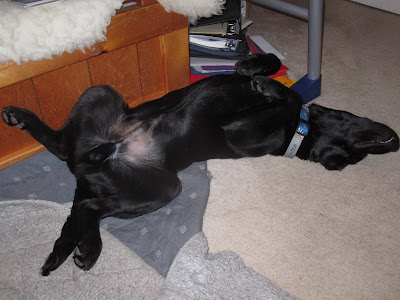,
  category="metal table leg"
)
[248,0,324,102]
[307,0,323,81]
